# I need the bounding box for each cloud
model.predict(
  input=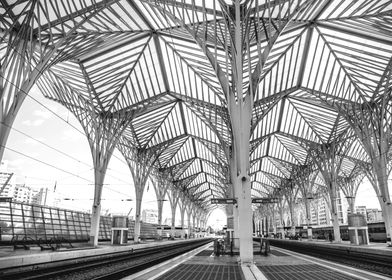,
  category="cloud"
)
[6,159,28,175]
[62,129,83,142]
[22,119,45,126]
[33,109,54,119]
